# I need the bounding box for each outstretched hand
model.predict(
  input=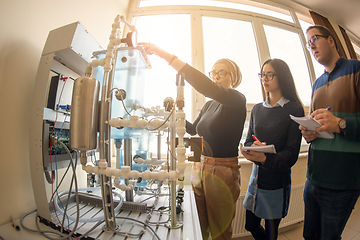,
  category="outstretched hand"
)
[138,42,171,60]
[139,42,185,71]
